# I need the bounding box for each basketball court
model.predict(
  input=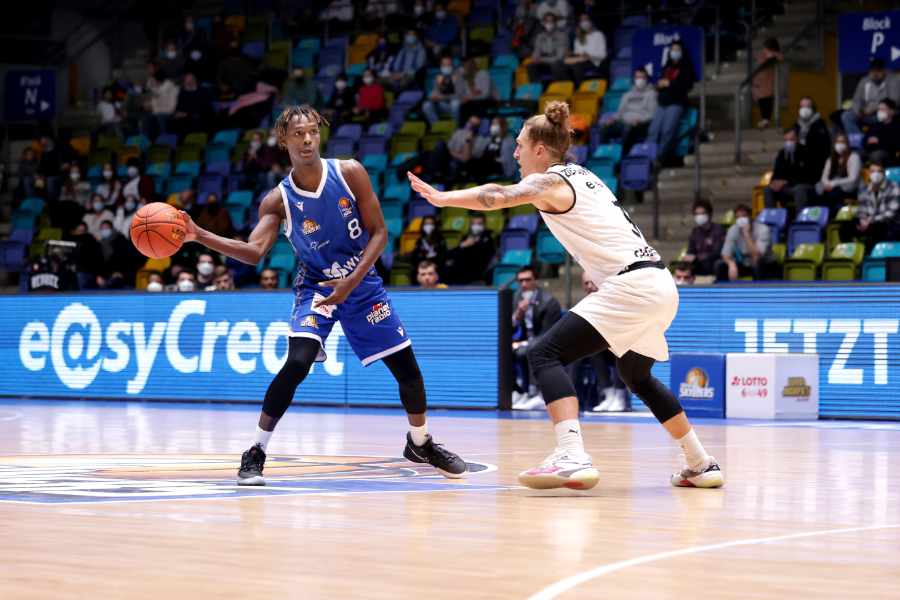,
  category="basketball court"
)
[2,399,898,599]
